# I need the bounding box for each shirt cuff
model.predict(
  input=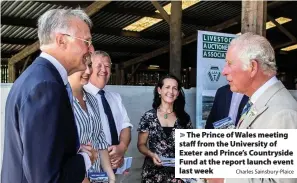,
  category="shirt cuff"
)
[122,122,133,130]
[79,152,92,171]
